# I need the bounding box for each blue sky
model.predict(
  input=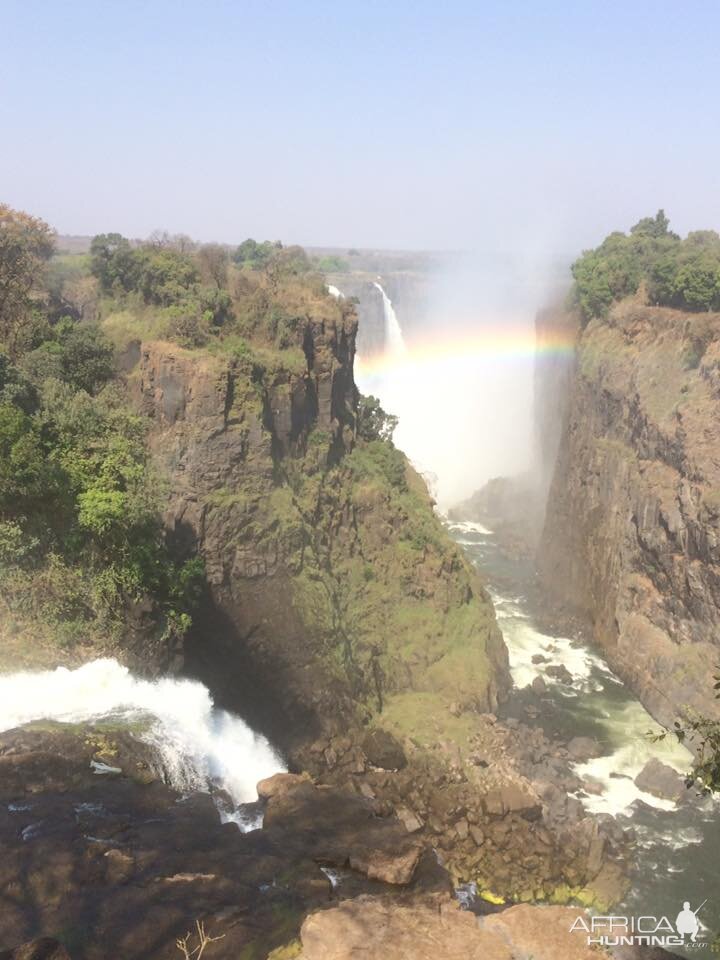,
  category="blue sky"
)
[2,0,719,252]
